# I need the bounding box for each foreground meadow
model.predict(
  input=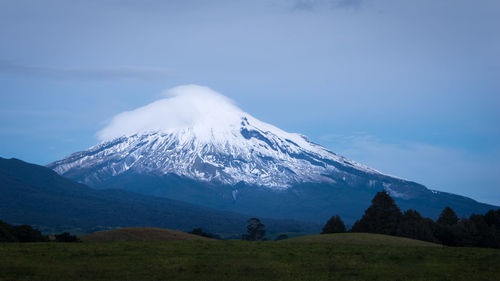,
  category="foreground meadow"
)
[1,233,499,281]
